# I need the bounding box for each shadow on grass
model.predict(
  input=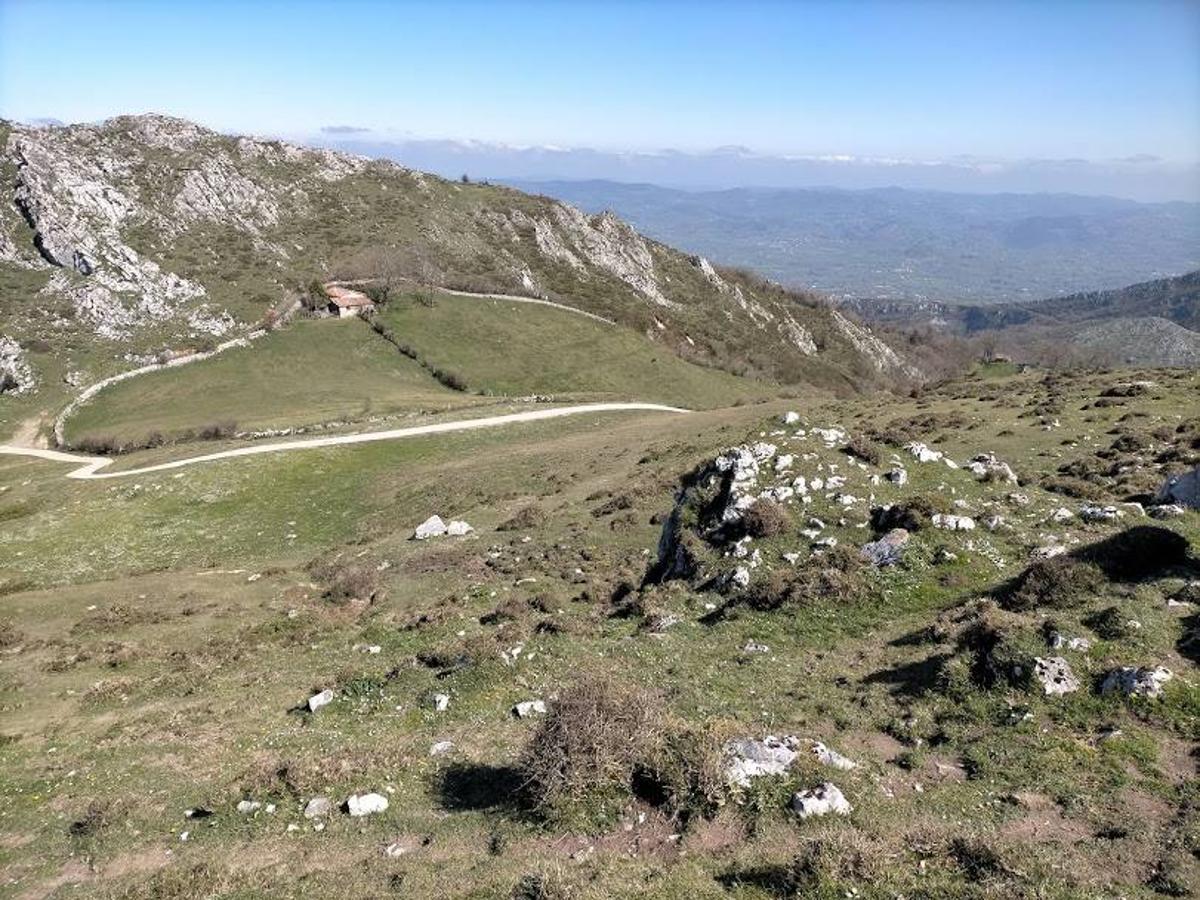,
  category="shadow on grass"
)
[437,762,527,814]
[1178,611,1200,666]
[715,864,798,897]
[862,652,953,698]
